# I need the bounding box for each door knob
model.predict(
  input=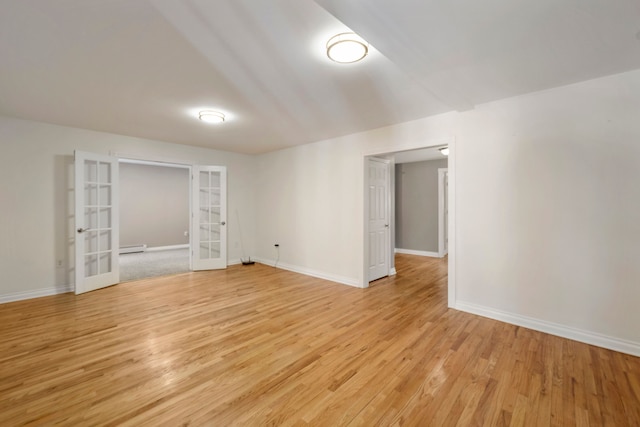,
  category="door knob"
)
[77,227,91,233]
[384,224,389,228]
[221,221,226,226]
